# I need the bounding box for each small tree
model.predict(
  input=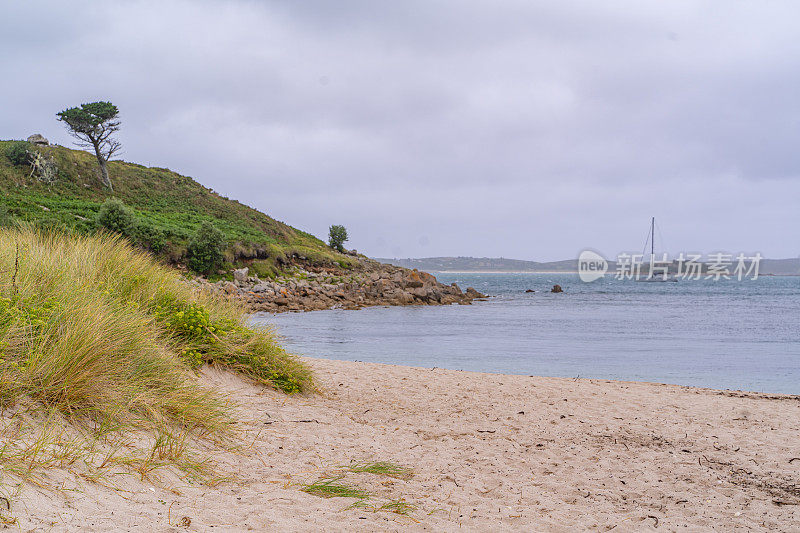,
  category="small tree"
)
[328,224,348,253]
[187,221,226,274]
[57,101,121,191]
[96,198,135,236]
[5,141,30,166]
